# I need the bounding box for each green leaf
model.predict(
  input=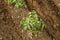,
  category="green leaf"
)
[8,0,16,4]
[15,2,20,8]
[23,26,28,30]
[8,0,25,9]
[42,23,46,29]
[20,10,46,35]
